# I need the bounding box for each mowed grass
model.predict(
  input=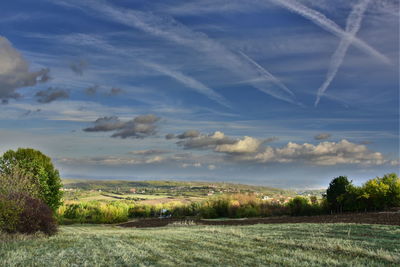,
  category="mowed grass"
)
[1,223,399,266]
